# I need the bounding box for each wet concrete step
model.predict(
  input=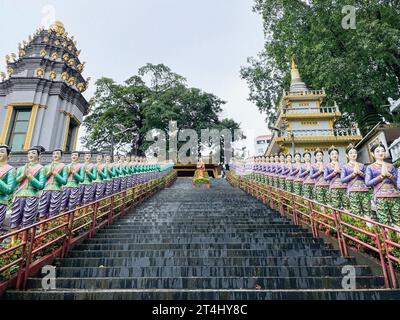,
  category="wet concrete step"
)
[67,248,340,258]
[55,265,373,278]
[88,231,315,239]
[55,256,355,267]
[83,238,326,245]
[25,276,385,290]
[6,288,400,300]
[74,241,328,251]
